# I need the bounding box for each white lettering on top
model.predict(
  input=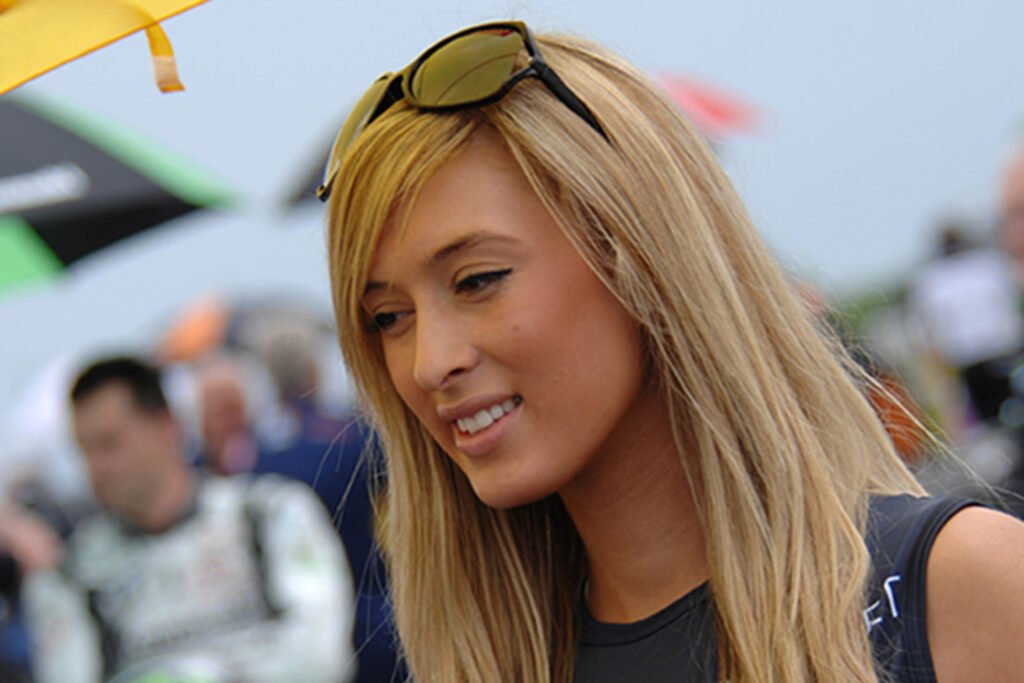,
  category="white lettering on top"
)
[0,162,90,215]
[863,574,902,632]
